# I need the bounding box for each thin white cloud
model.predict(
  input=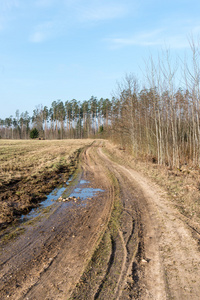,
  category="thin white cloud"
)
[107,29,191,50]
[164,35,189,49]
[107,29,164,48]
[30,31,45,43]
[34,0,130,22]
[62,0,131,23]
[35,0,56,8]
[29,1,131,43]
[29,21,55,43]
[192,26,200,36]
[0,0,19,31]
[0,0,19,11]
[79,3,128,22]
